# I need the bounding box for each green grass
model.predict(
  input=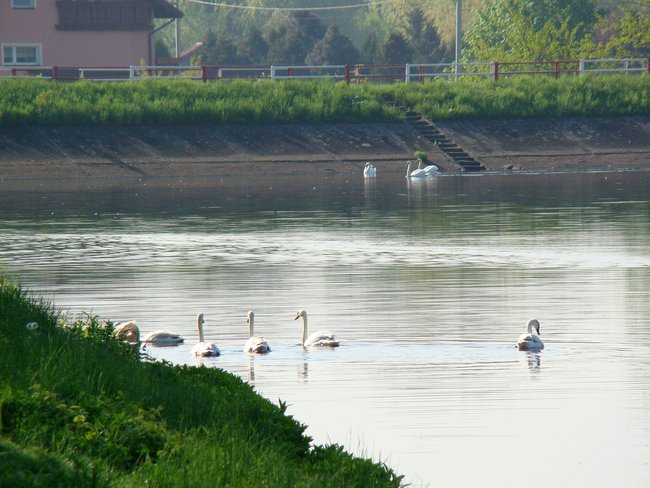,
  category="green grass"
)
[0,75,647,127]
[0,275,402,487]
